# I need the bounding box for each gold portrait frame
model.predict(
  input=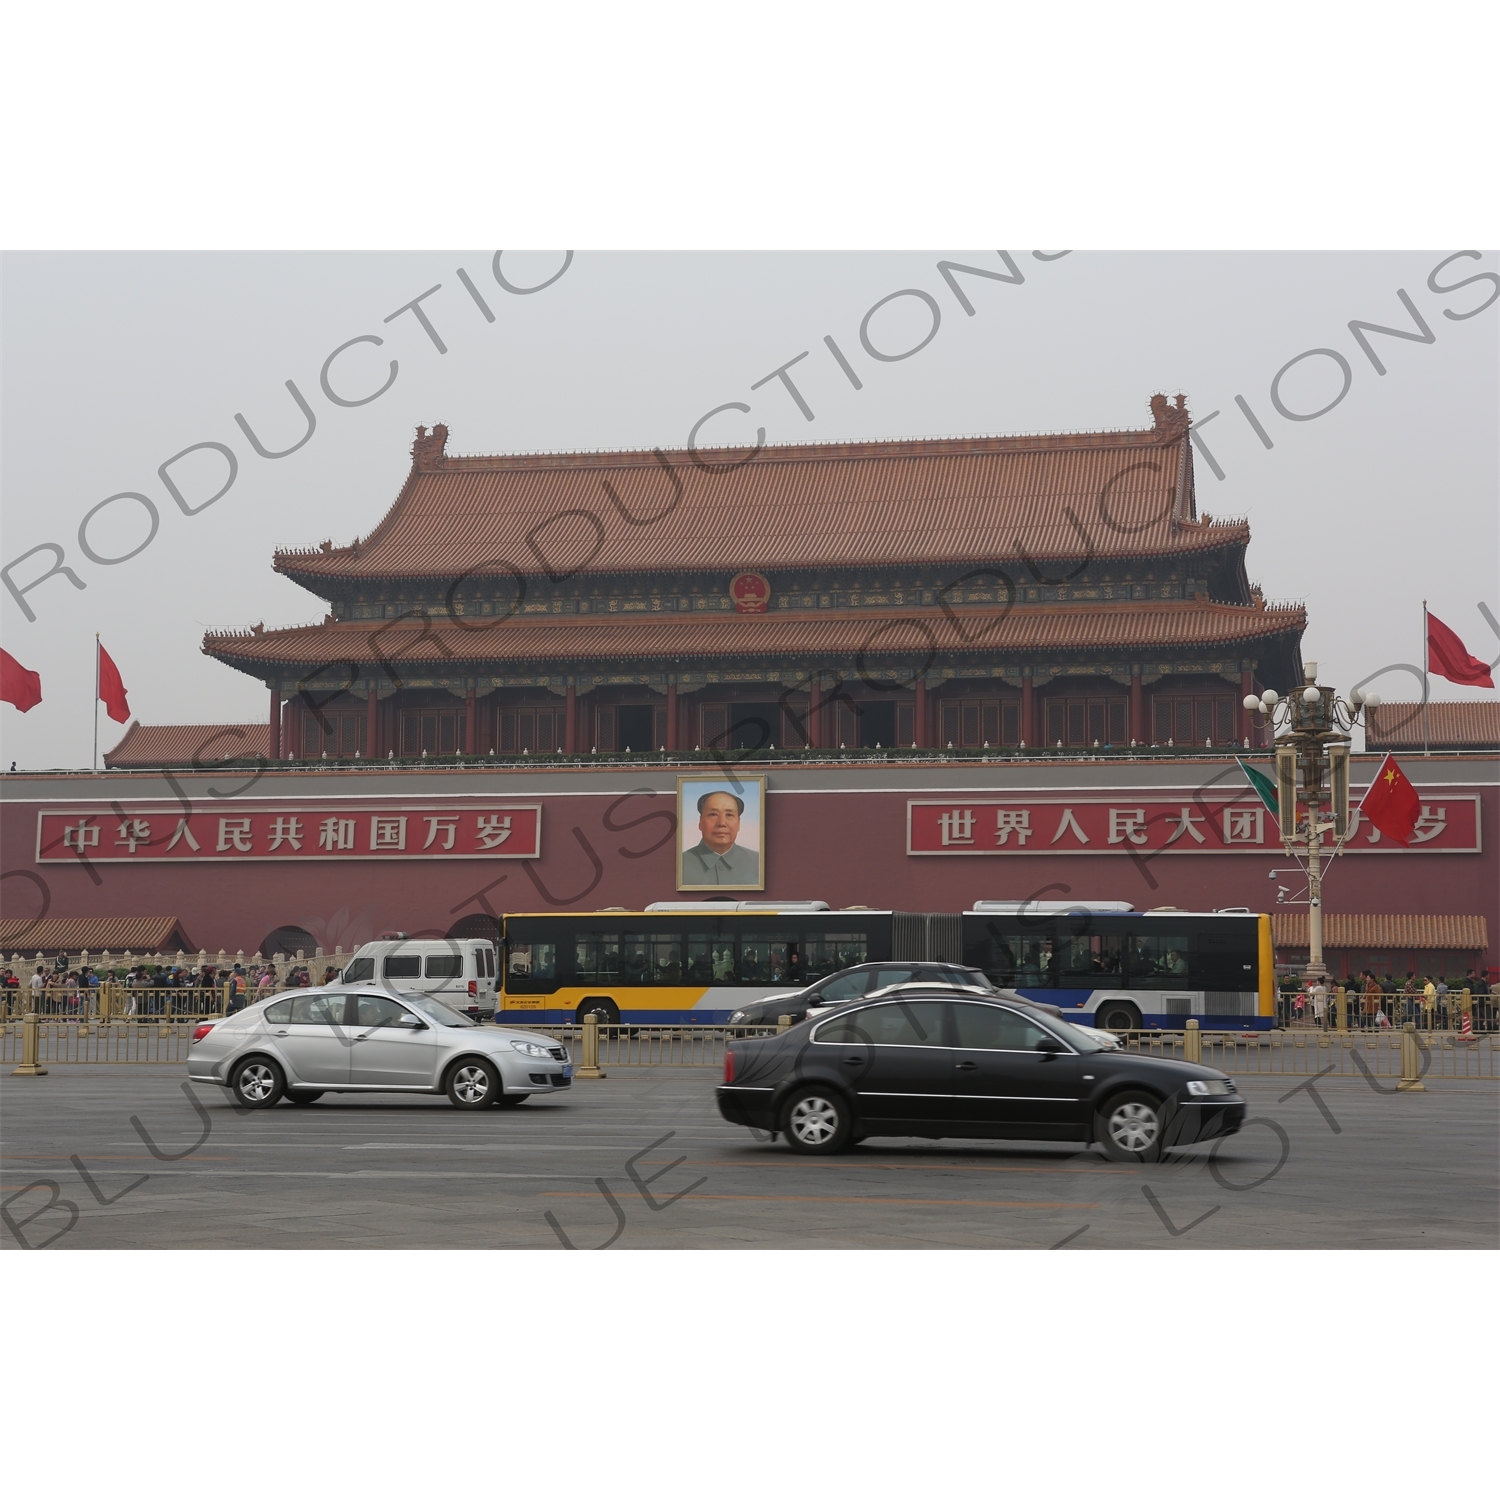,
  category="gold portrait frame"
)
[676,774,766,891]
